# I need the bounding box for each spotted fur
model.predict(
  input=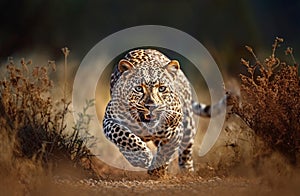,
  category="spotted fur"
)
[103,49,226,176]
